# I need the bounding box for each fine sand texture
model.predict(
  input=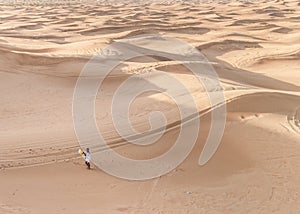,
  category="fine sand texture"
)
[0,0,300,213]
